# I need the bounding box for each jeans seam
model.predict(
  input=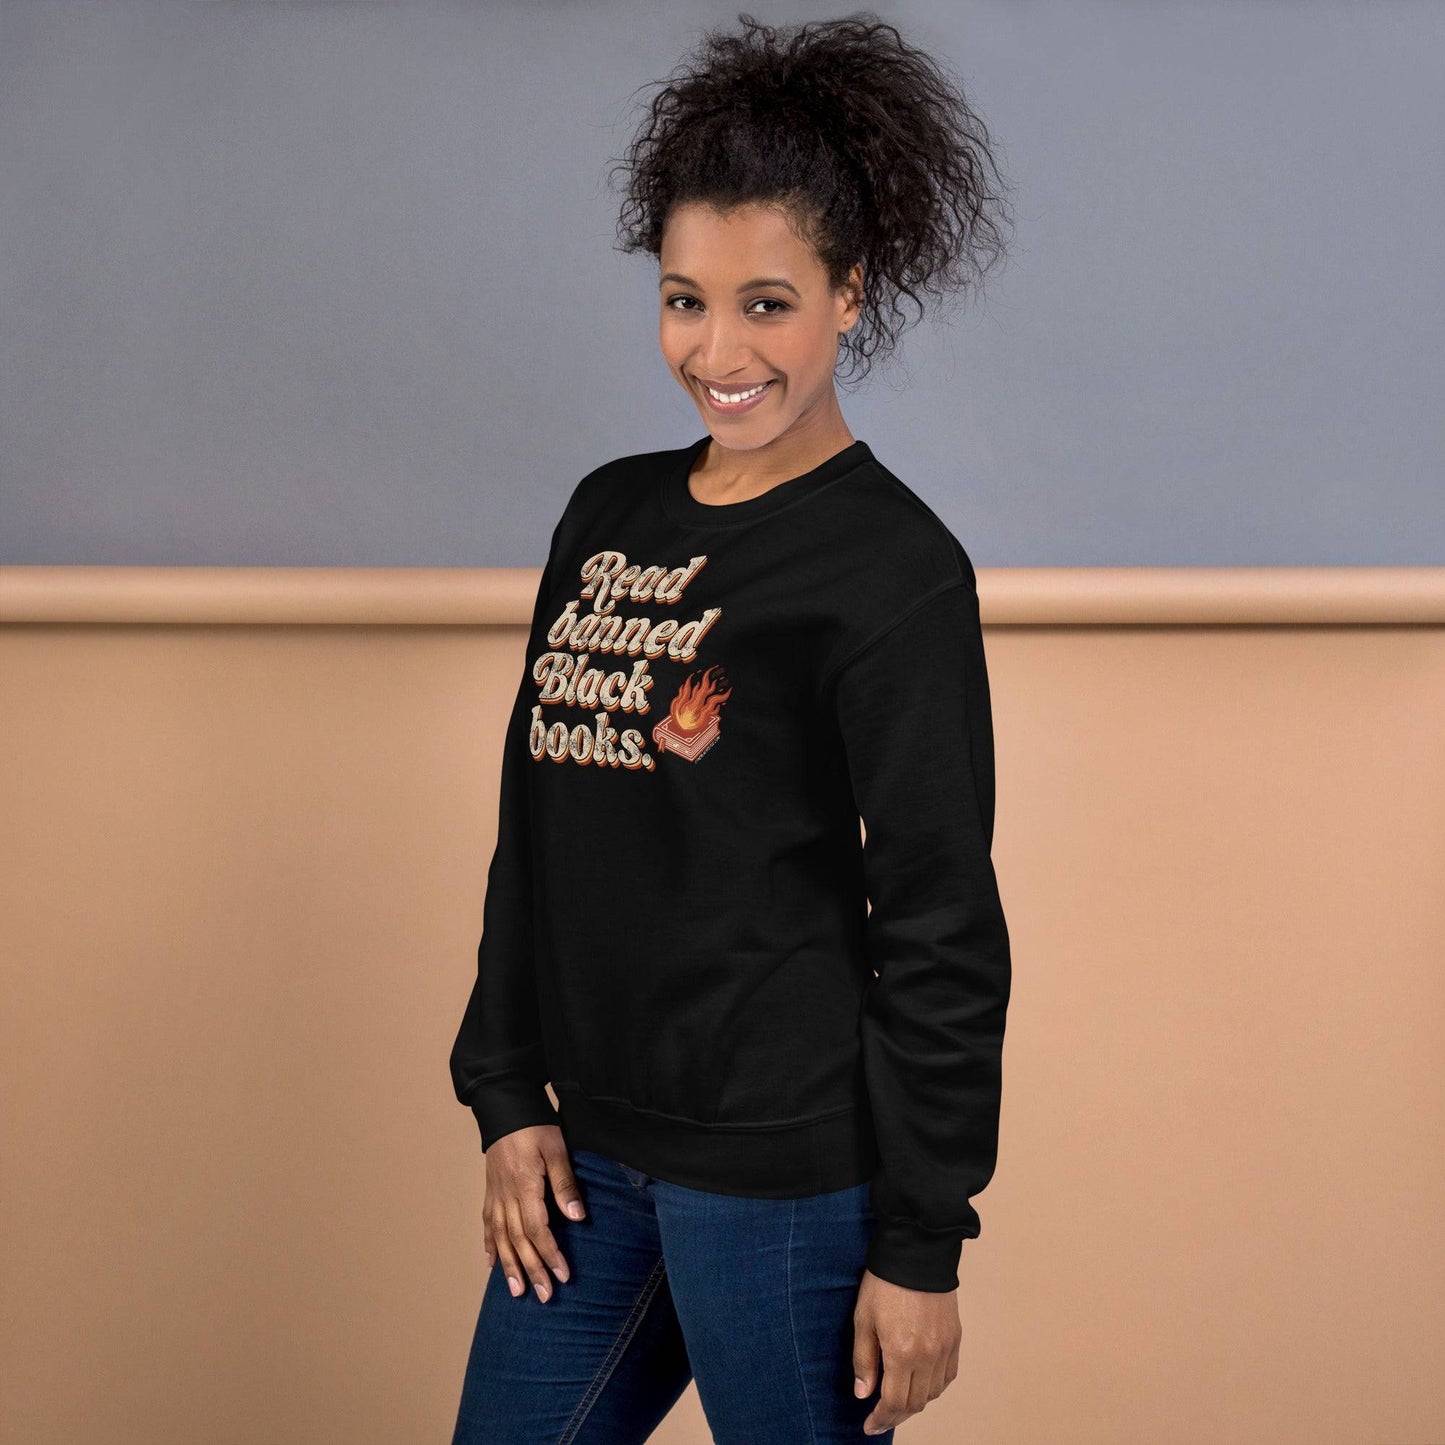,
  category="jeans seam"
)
[785,1197,820,1445]
[556,1252,668,1445]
